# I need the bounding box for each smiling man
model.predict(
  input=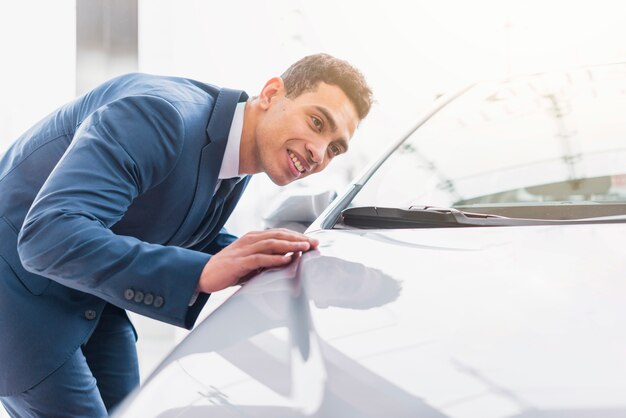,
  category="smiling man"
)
[0,53,372,417]
[245,76,360,184]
